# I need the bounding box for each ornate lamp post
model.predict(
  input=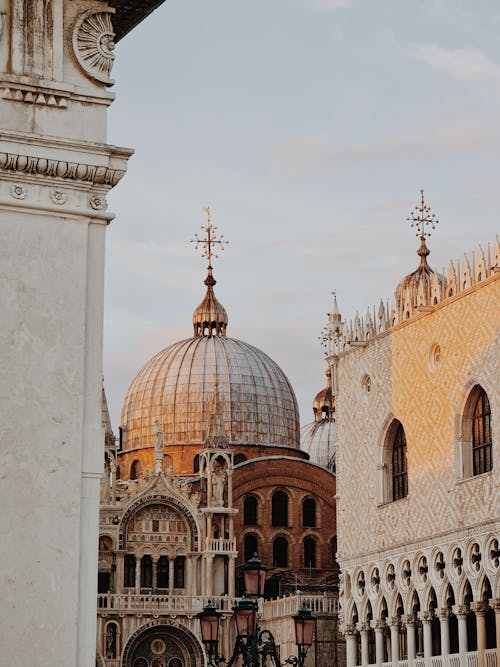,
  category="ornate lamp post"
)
[197,556,316,667]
